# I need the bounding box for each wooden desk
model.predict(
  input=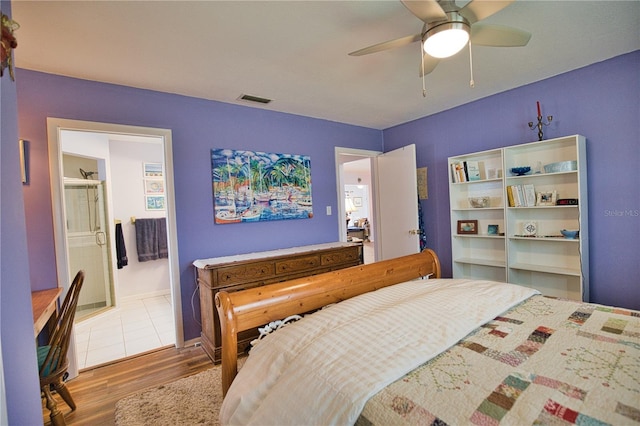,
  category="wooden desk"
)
[32,288,62,338]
